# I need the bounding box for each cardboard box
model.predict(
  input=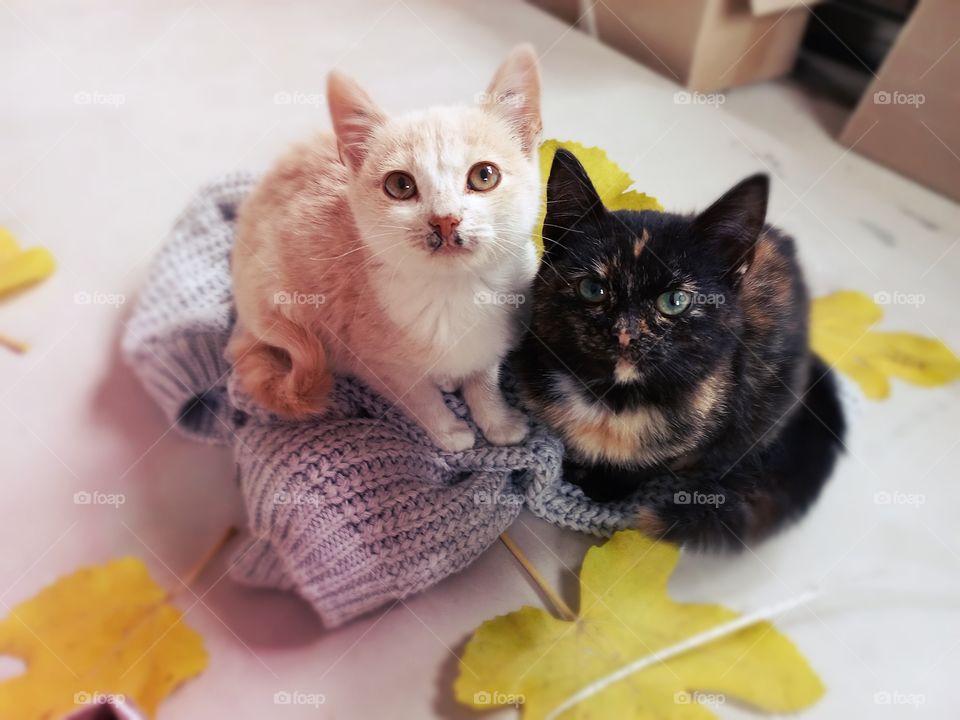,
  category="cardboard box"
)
[528,0,816,91]
[840,0,960,202]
